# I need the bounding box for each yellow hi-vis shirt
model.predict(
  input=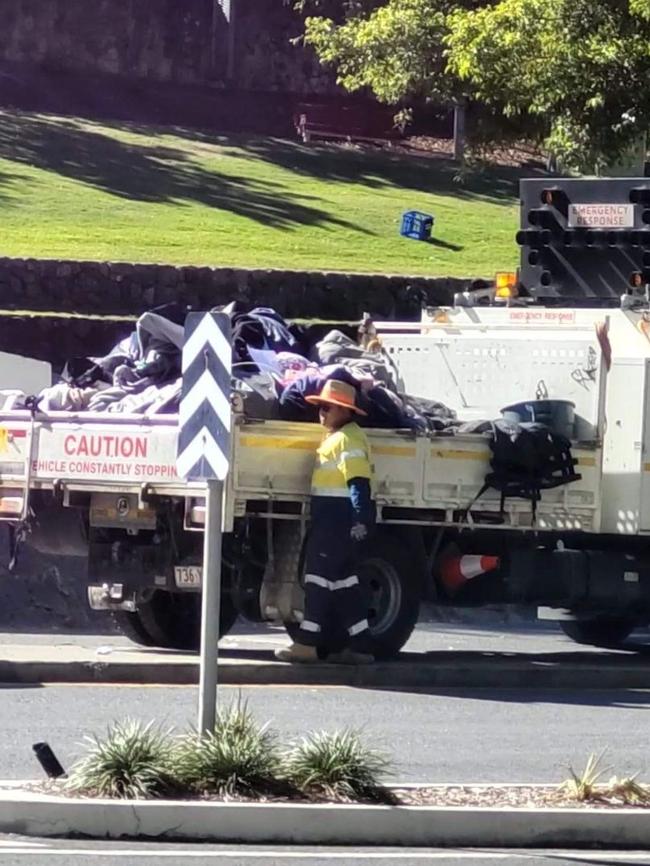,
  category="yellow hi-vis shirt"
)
[311,422,372,498]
